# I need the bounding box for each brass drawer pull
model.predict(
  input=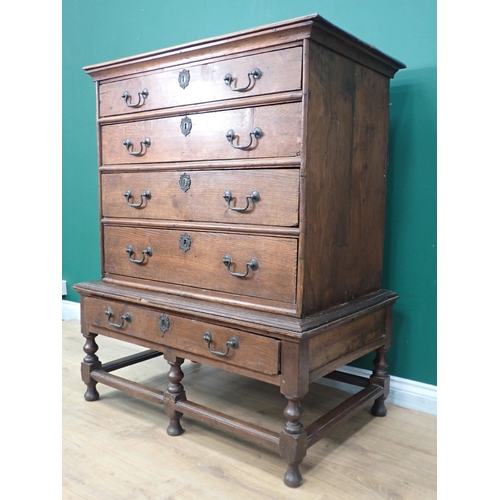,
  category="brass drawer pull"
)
[123,189,151,208]
[123,137,151,156]
[121,88,149,108]
[222,254,258,277]
[223,190,260,212]
[224,68,262,92]
[126,245,153,264]
[226,127,263,150]
[105,307,131,328]
[203,331,239,357]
